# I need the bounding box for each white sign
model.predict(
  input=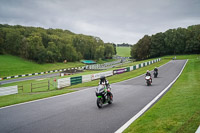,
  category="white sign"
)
[82,75,92,83]
[0,85,18,96]
[92,71,113,80]
[57,78,71,89]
